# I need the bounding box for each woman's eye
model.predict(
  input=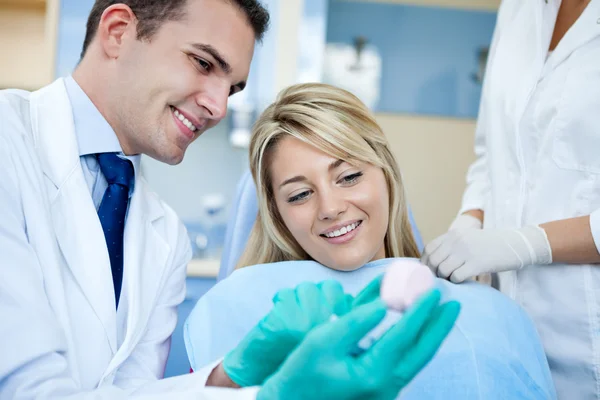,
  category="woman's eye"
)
[341,172,363,185]
[288,191,310,203]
